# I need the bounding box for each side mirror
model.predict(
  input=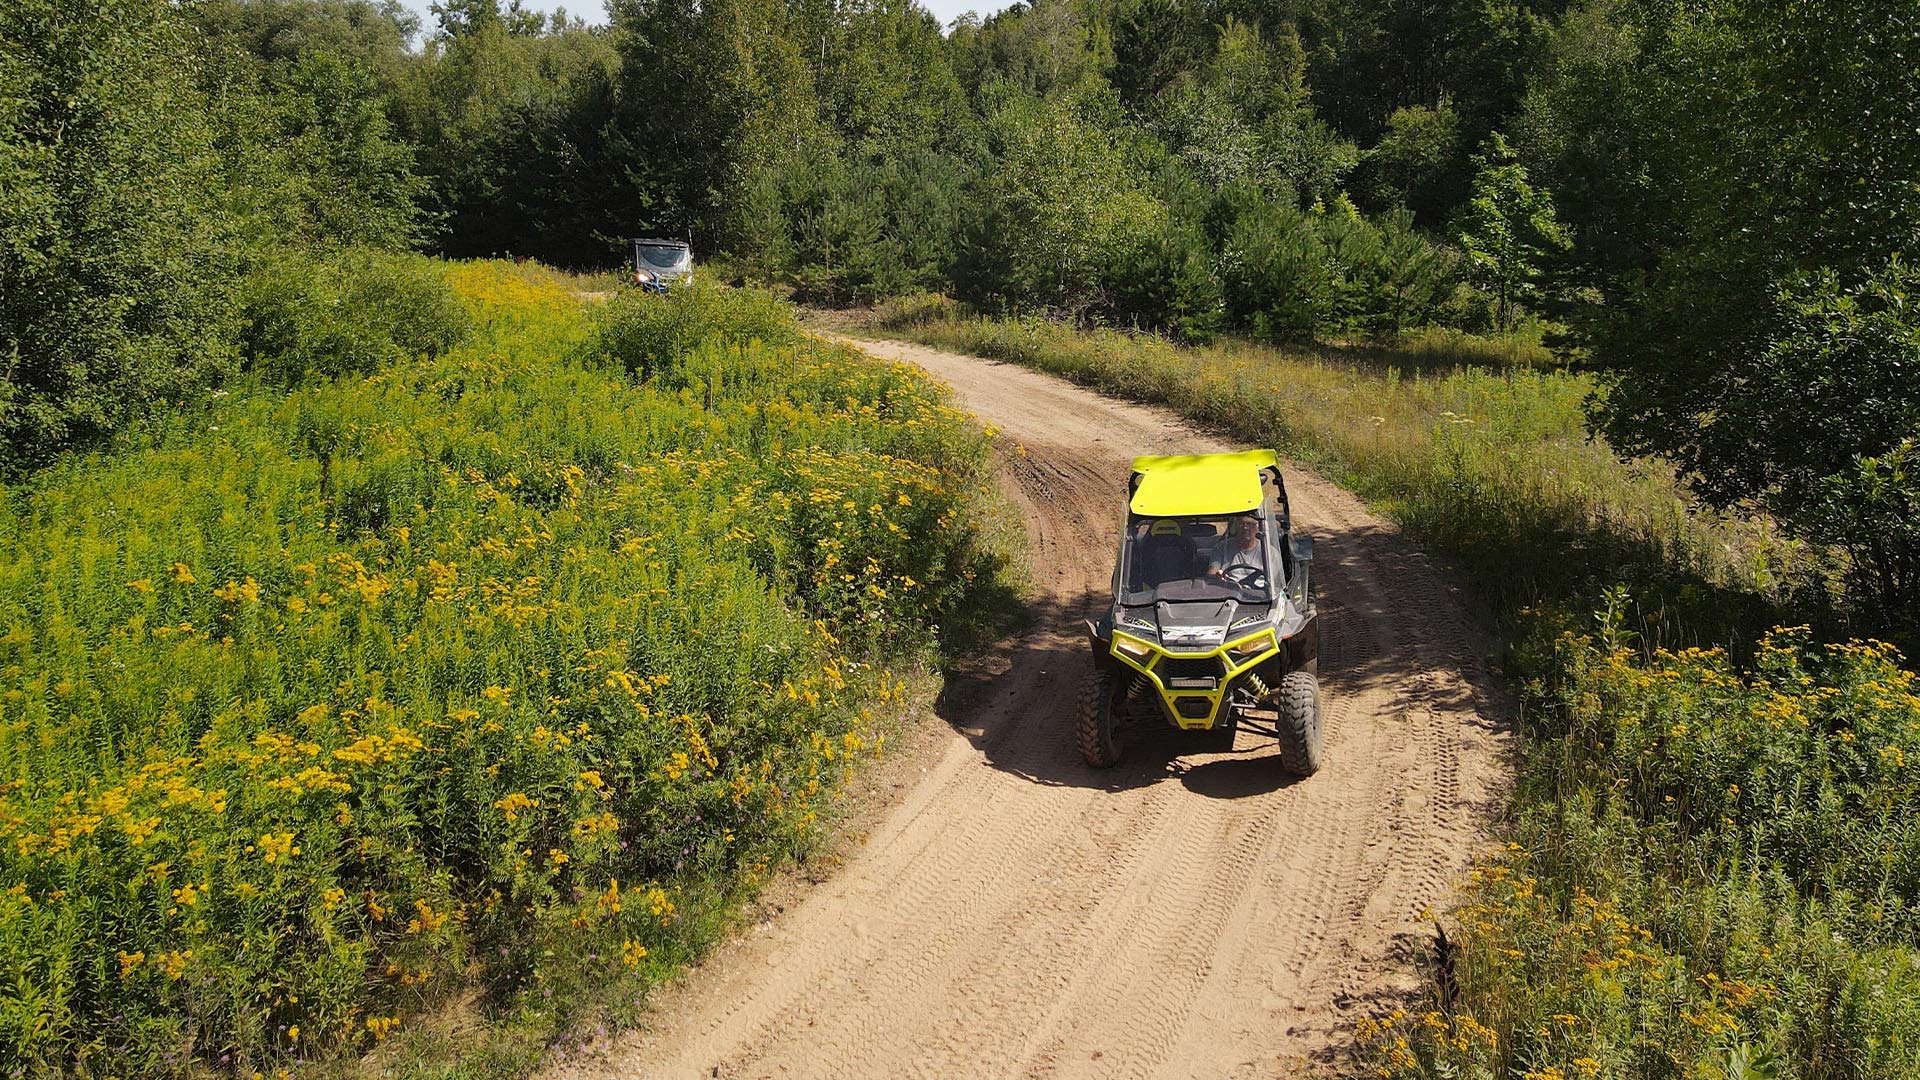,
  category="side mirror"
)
[1290,535,1314,563]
